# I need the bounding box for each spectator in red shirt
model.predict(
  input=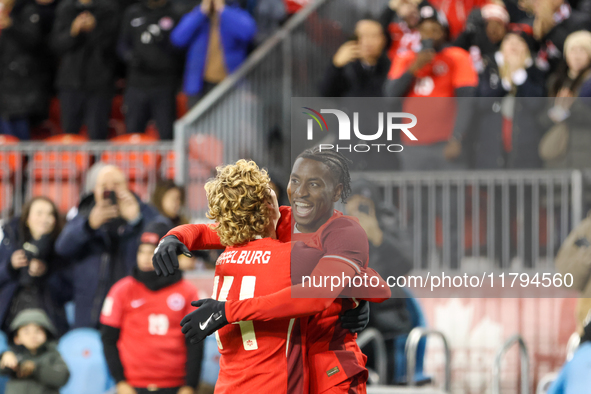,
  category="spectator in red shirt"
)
[380,0,422,60]
[429,0,489,40]
[385,2,478,165]
[100,221,202,394]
